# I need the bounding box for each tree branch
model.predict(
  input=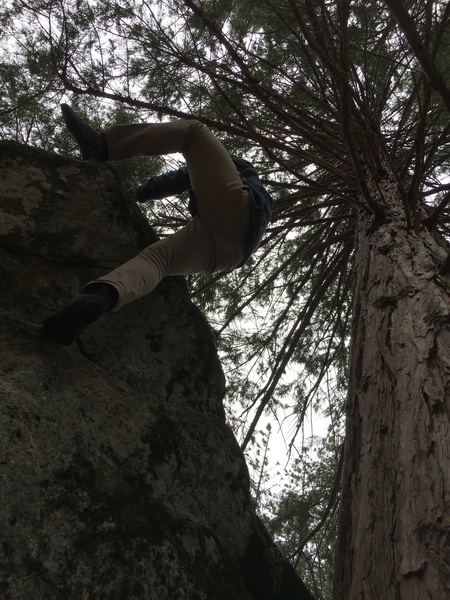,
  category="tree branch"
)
[382,0,450,111]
